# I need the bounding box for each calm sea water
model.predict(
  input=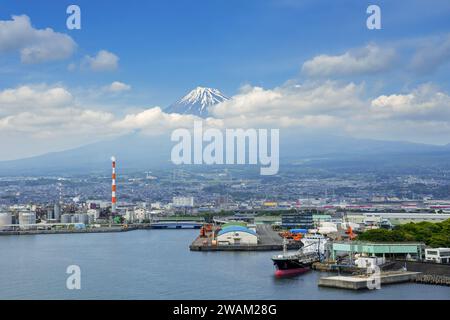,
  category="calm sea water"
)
[0,229,448,300]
